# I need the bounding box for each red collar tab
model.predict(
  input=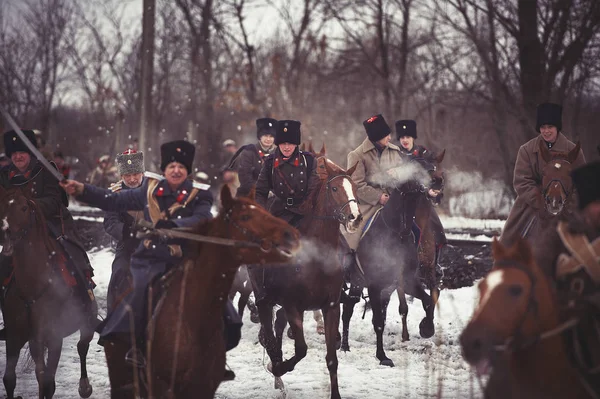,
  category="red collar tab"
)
[413,149,419,156]
[155,186,165,197]
[176,189,188,203]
